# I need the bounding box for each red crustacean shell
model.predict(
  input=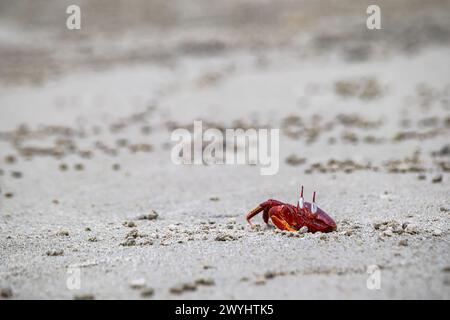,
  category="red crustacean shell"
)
[245,188,337,233]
